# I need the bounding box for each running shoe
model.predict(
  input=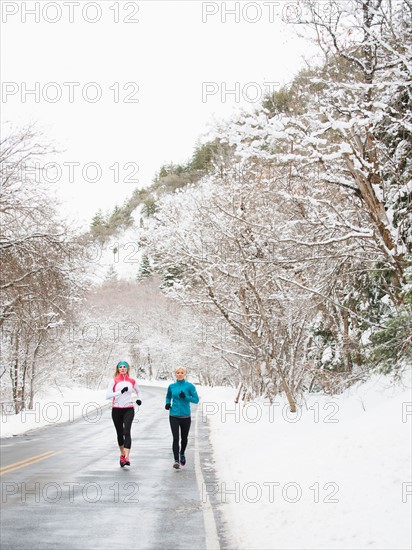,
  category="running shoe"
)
[120,455,126,467]
[124,456,130,466]
[173,461,180,469]
[179,453,186,466]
